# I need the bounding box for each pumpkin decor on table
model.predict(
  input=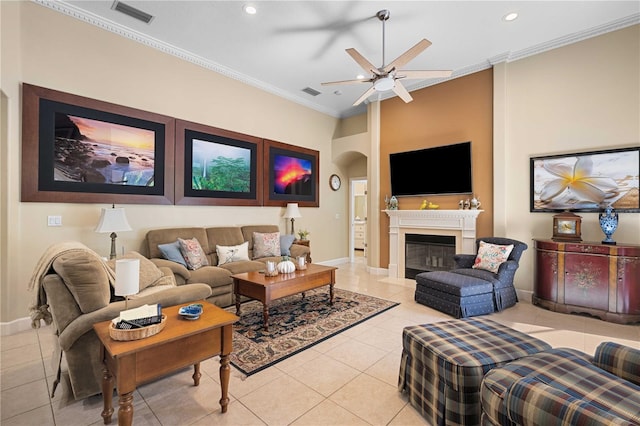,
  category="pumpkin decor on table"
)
[277,257,296,274]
